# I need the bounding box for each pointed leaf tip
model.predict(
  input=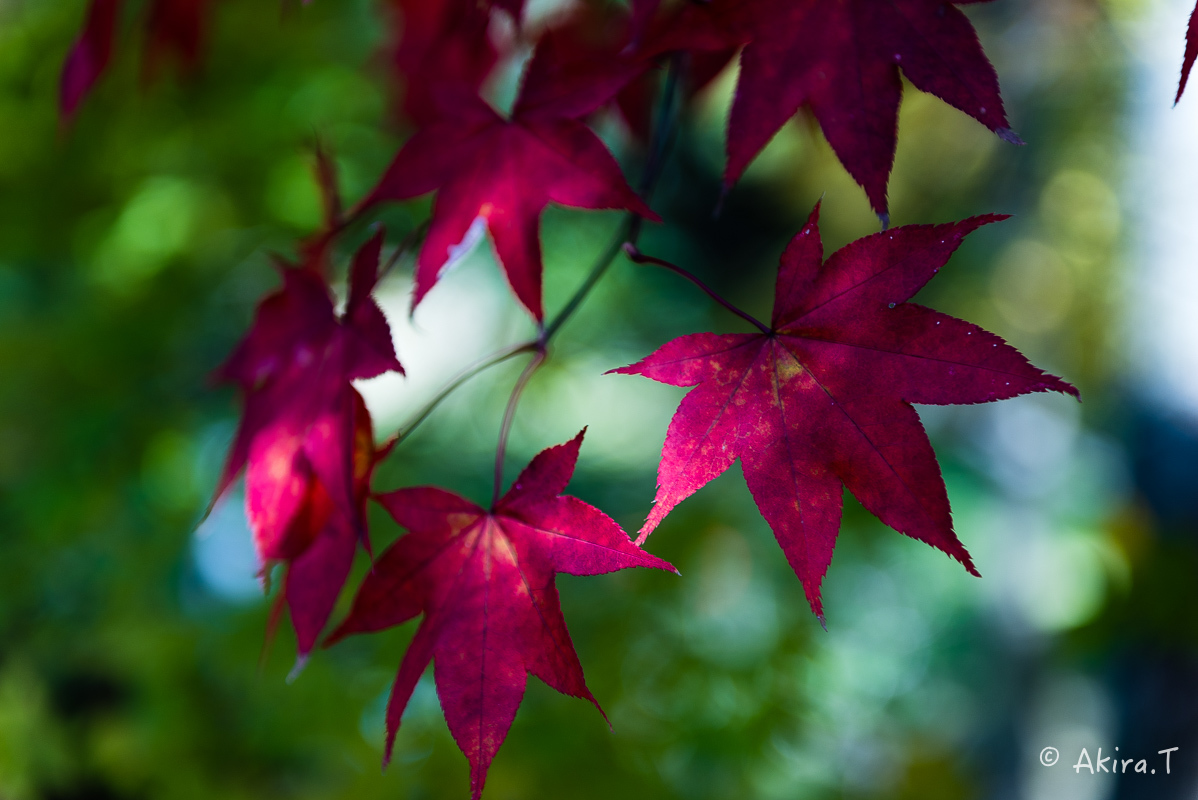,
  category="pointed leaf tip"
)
[286,654,310,684]
[997,127,1025,146]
